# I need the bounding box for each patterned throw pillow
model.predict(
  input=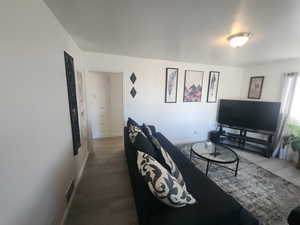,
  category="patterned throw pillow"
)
[143,124,186,187]
[128,124,158,159]
[128,124,146,144]
[142,123,155,136]
[137,151,196,207]
[127,117,140,128]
